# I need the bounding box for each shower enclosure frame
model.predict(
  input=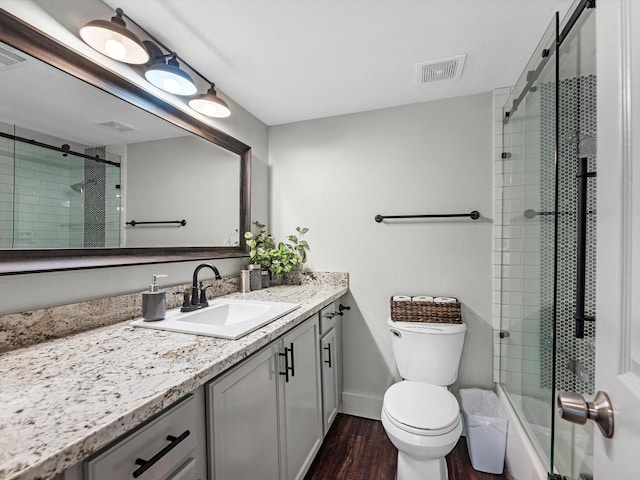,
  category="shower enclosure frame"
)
[497,0,596,478]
